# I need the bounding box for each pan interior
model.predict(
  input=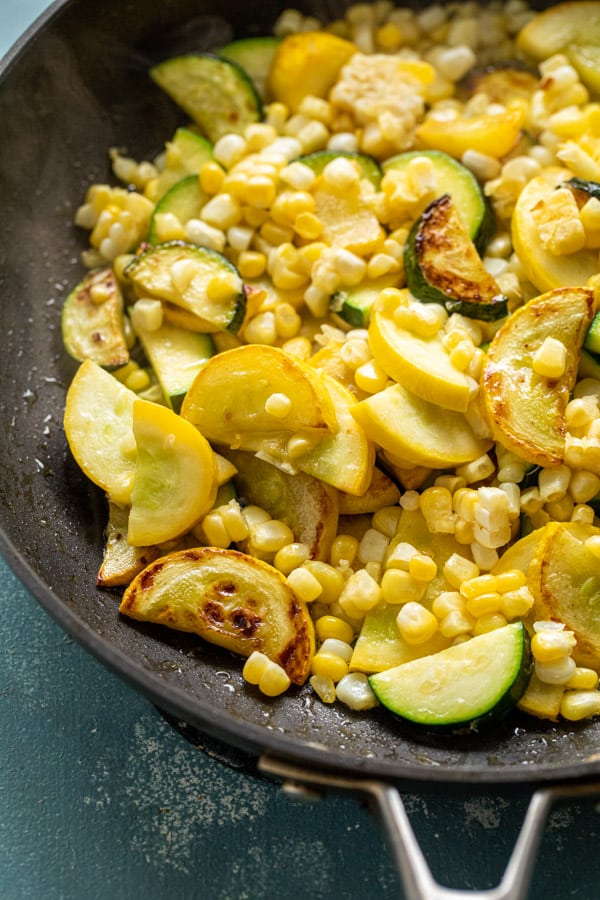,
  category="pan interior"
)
[2,0,599,785]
